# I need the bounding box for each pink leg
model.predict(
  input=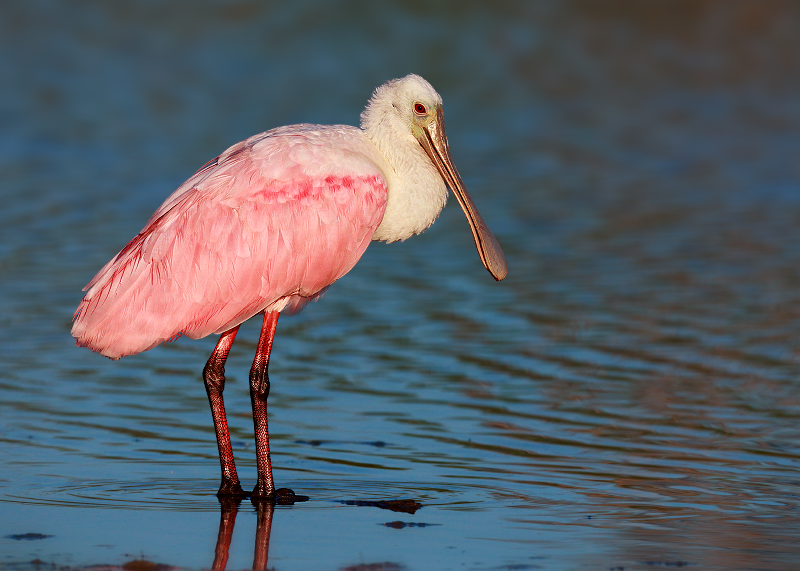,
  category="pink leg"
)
[203,326,246,497]
[250,312,280,499]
